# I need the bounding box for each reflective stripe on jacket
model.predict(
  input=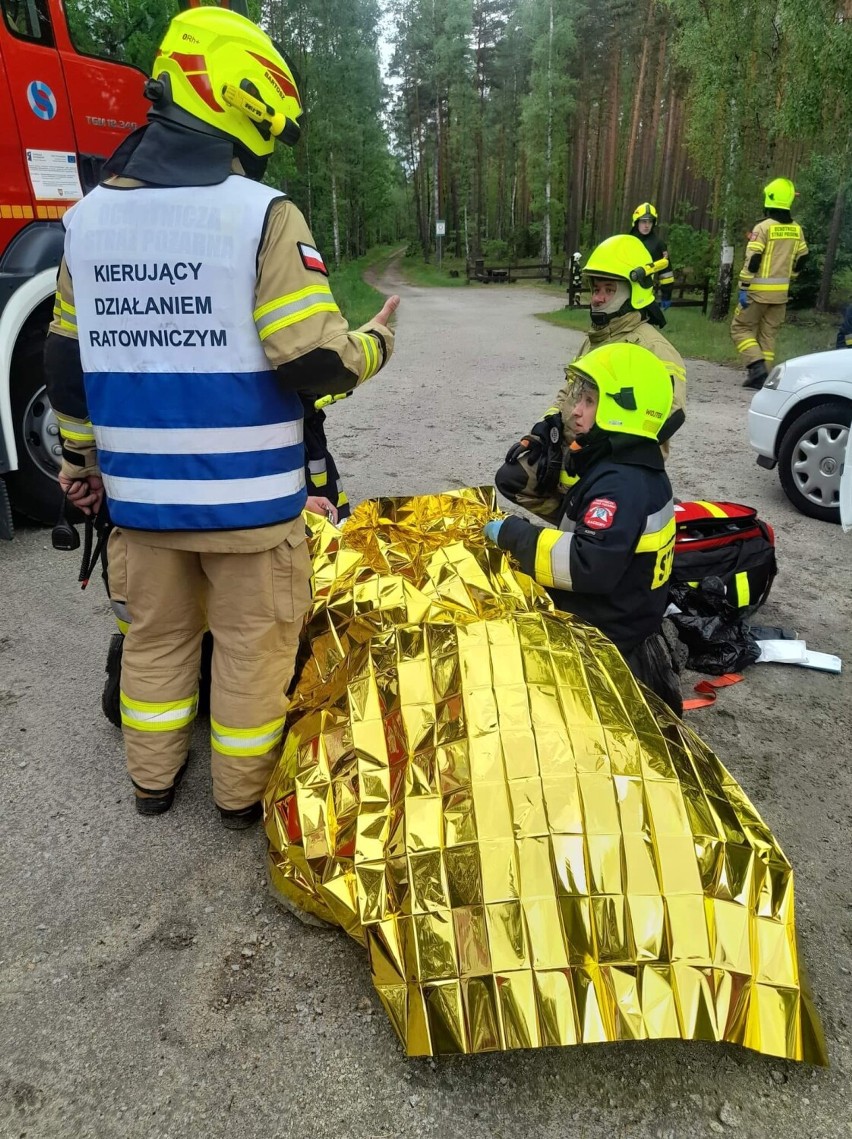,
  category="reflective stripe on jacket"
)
[498,454,674,652]
[739,218,808,304]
